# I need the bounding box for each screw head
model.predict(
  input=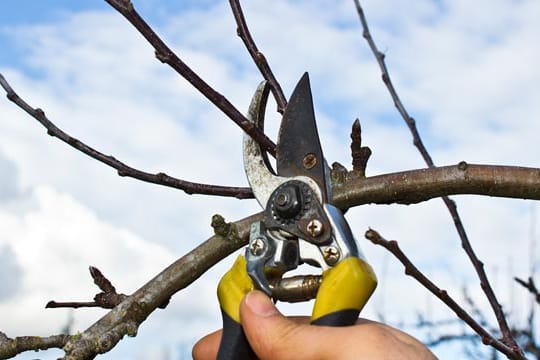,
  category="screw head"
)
[323,246,340,265]
[302,153,317,170]
[306,219,323,237]
[249,237,266,256]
